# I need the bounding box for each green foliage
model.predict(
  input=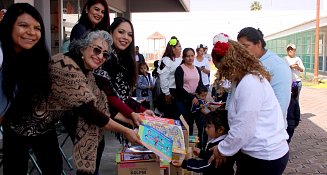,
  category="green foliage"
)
[250,1,262,11]
[302,79,327,88]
